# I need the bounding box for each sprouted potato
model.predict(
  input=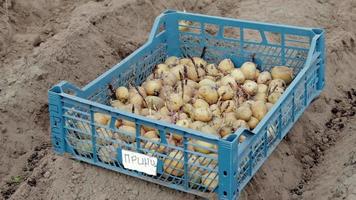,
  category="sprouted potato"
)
[85,55,295,181]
